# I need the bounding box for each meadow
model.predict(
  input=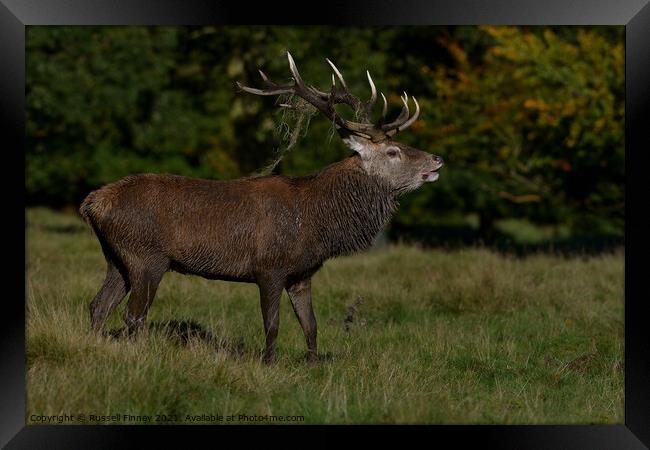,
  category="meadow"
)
[26,207,624,424]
